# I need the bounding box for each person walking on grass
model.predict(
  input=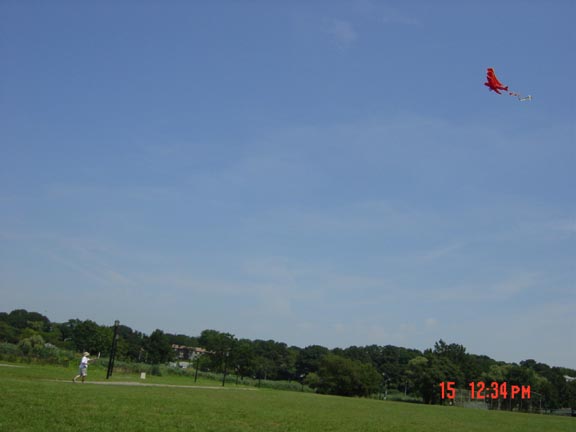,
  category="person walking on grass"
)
[73,352,92,383]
